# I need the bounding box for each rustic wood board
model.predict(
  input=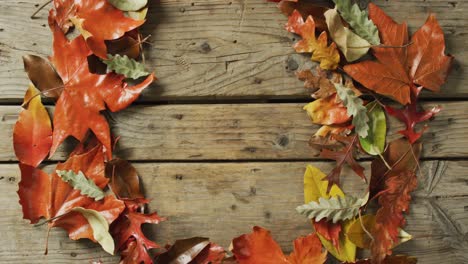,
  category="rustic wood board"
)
[1,161,467,263]
[0,102,464,161]
[0,0,465,102]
